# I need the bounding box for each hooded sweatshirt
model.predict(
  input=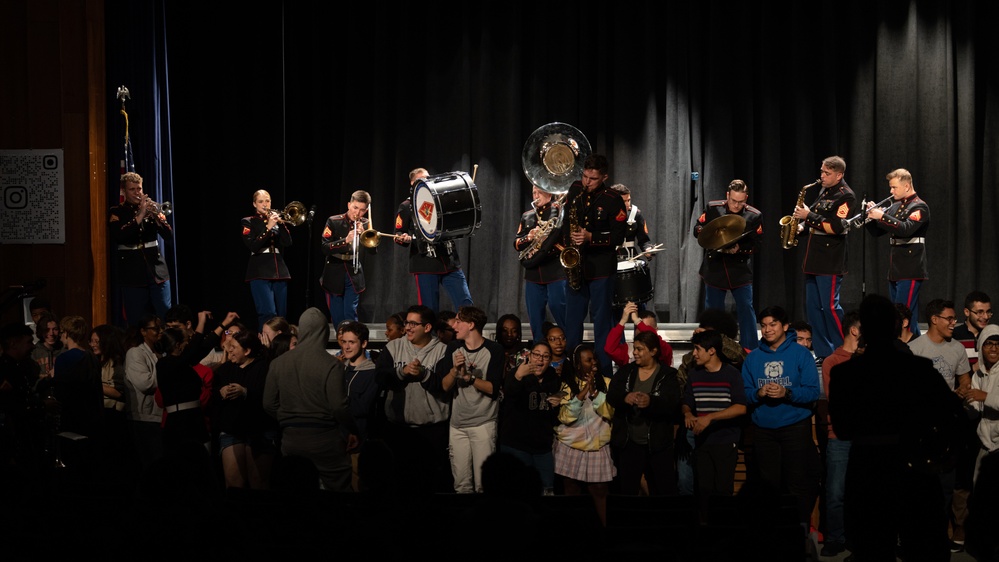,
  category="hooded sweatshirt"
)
[742,329,820,429]
[973,324,999,451]
[263,307,354,433]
